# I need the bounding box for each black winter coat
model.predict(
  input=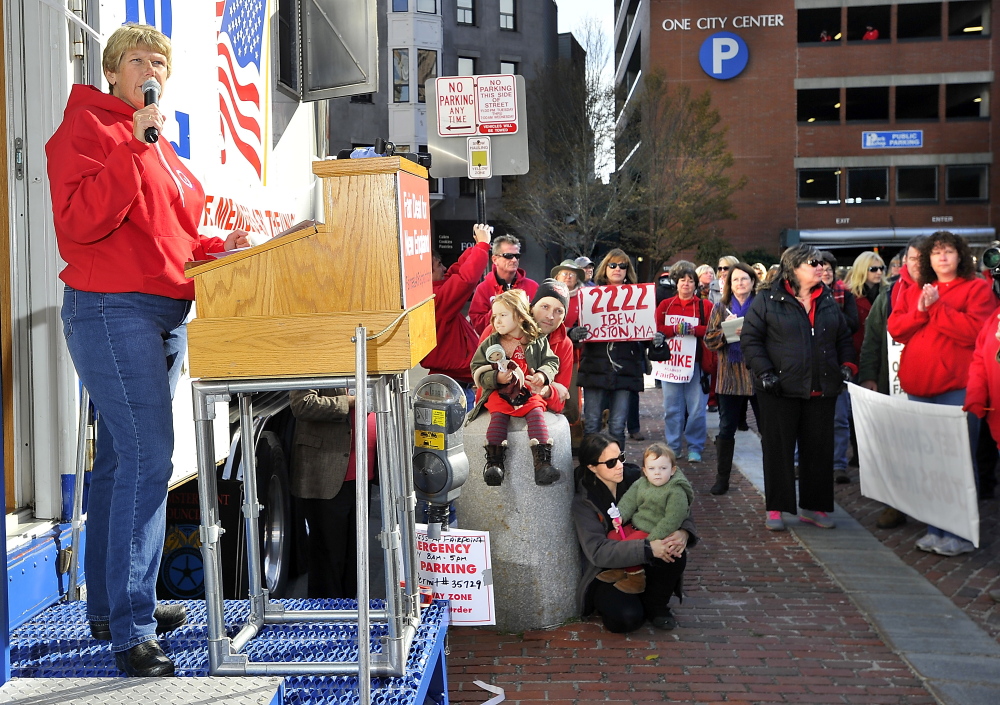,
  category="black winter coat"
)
[577,341,647,393]
[741,280,856,399]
